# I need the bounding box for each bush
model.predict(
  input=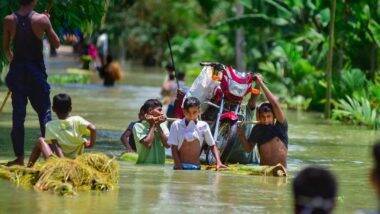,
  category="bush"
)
[332,95,379,129]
